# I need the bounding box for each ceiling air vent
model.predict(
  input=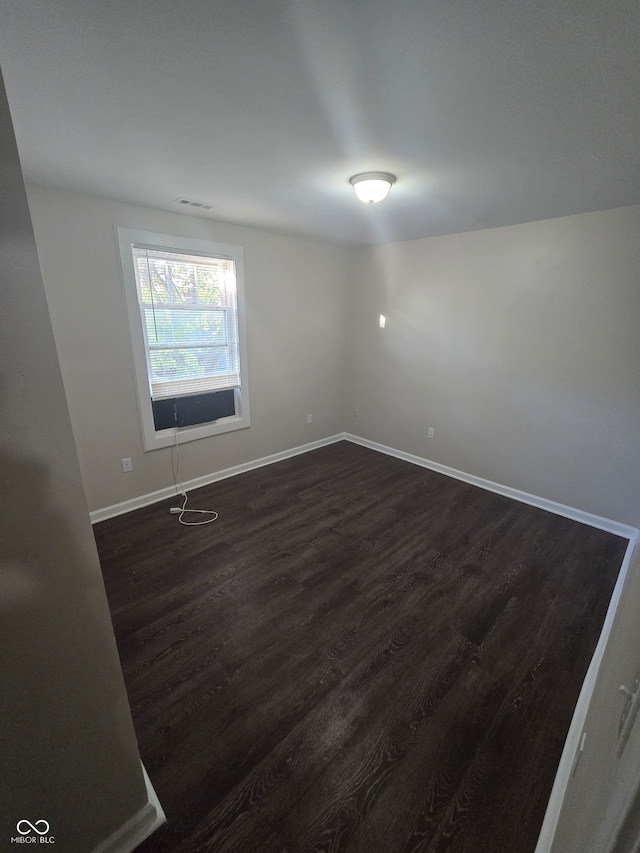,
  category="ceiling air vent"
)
[174,197,216,211]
